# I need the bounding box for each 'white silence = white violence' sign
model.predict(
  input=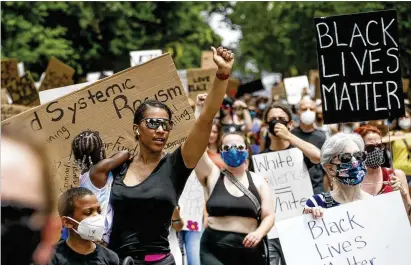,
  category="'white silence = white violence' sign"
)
[130,49,162,67]
[252,148,314,238]
[178,172,204,232]
[277,191,411,265]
